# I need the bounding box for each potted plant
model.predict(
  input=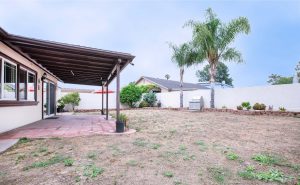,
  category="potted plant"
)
[57,98,65,113]
[116,113,128,133]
